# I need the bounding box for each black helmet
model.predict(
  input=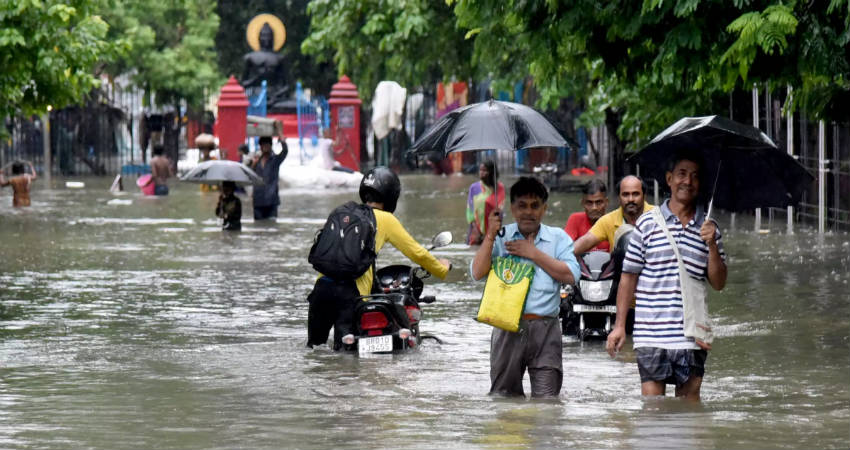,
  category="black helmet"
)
[359,166,401,213]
